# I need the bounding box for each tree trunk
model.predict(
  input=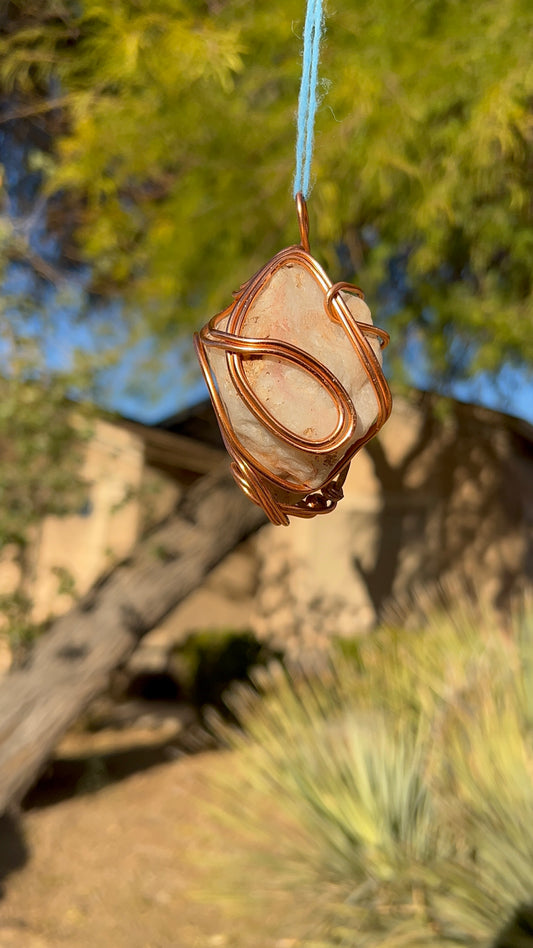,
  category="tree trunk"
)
[0,466,266,813]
